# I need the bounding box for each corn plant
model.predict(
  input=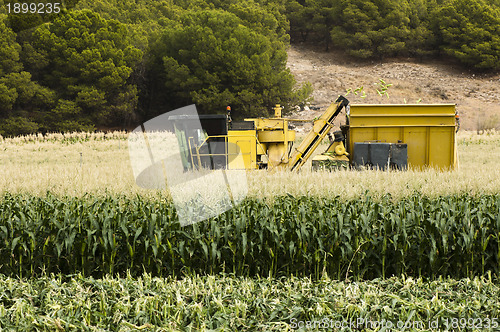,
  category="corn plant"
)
[0,273,499,331]
[0,192,499,280]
